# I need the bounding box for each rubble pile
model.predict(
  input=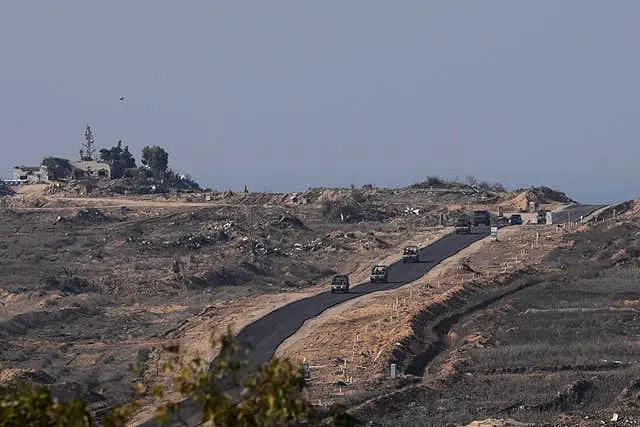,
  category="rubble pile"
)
[55,208,109,225]
[269,213,307,229]
[134,230,230,252]
[319,199,394,223]
[45,174,198,197]
[297,231,387,253]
